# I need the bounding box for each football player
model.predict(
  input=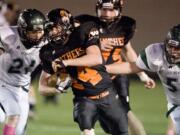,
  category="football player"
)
[0,9,46,135]
[74,0,153,135]
[39,8,153,135]
[0,0,9,124]
[105,24,180,135]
